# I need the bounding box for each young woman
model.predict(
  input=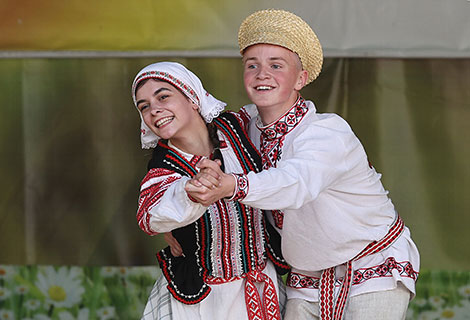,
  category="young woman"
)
[131,62,288,320]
